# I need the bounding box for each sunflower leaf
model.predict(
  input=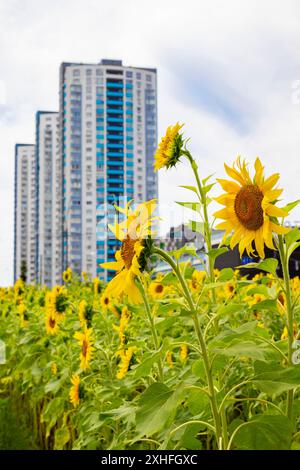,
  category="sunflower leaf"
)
[179,185,199,196]
[281,199,300,214]
[237,258,278,276]
[175,201,202,212]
